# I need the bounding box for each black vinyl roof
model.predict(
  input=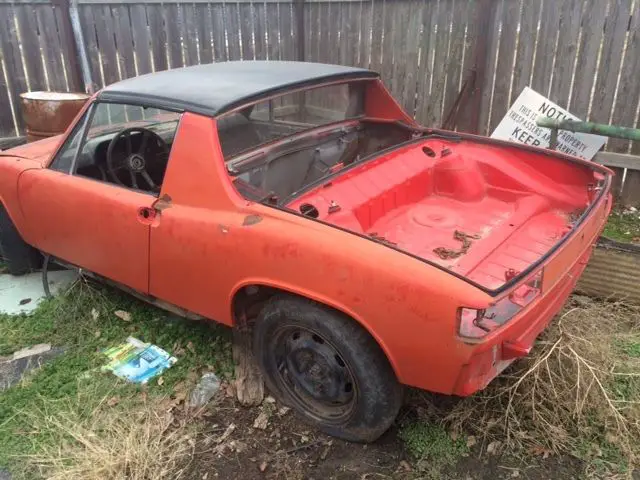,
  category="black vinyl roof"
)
[97,61,378,117]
